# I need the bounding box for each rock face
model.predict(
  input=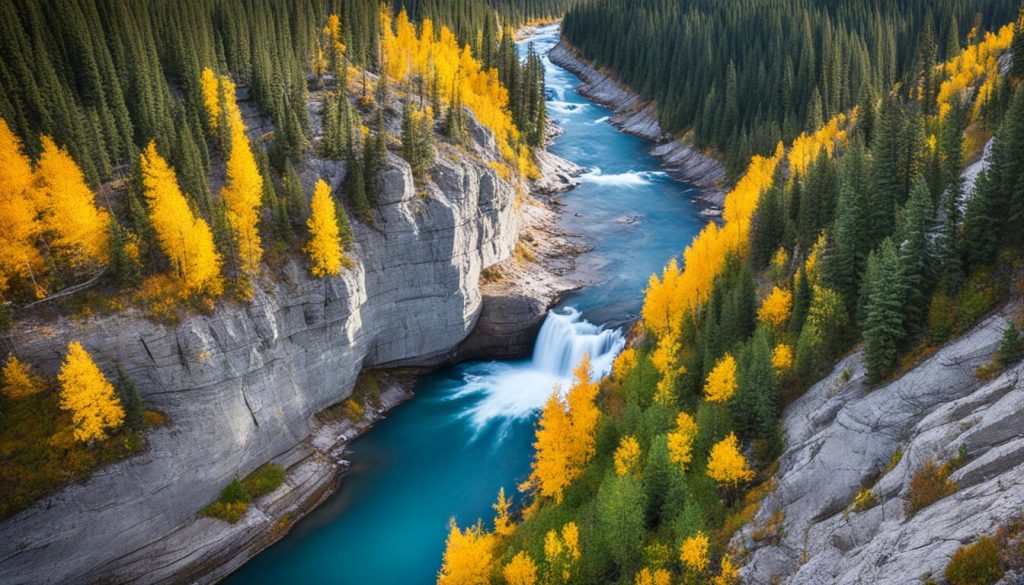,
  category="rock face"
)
[0,151,524,585]
[547,40,726,200]
[737,306,1024,584]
